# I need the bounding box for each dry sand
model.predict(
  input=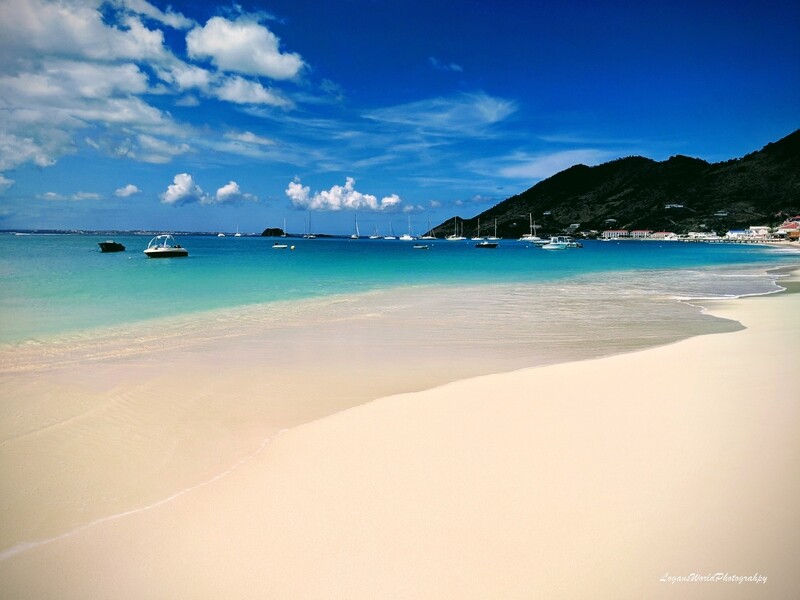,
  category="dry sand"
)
[1,282,798,598]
